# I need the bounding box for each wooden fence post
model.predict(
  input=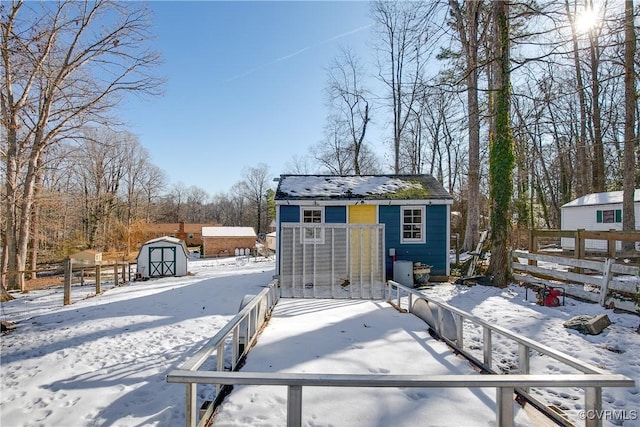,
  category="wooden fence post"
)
[114,262,119,286]
[528,230,537,266]
[599,258,614,307]
[575,229,585,273]
[607,229,617,259]
[121,263,126,284]
[95,264,102,294]
[63,258,72,305]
